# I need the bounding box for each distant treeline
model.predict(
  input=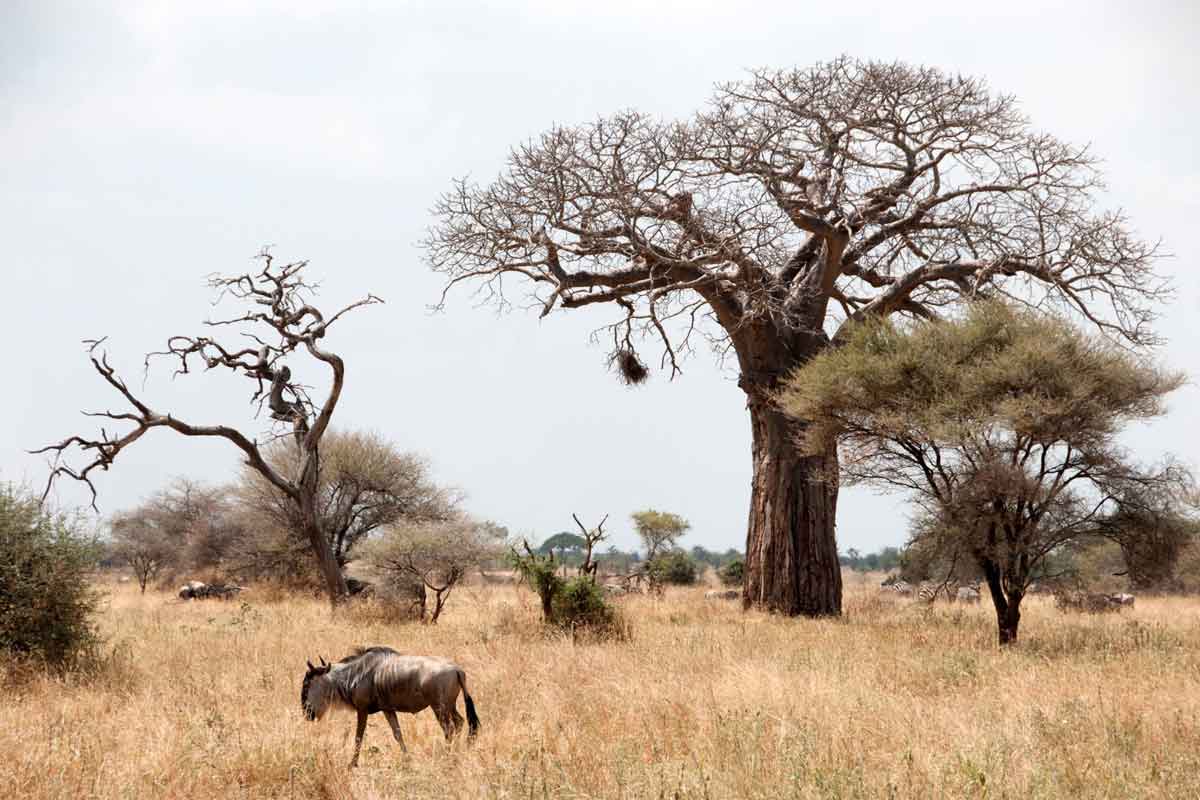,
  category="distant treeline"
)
[839,547,903,573]
[536,533,742,573]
